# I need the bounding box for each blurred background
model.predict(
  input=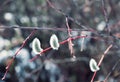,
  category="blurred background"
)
[0,0,120,82]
